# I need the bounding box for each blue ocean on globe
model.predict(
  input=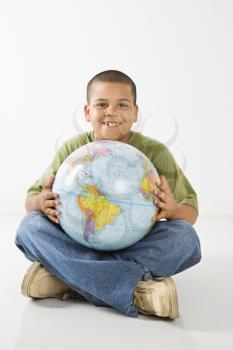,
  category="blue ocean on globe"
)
[52,140,159,251]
